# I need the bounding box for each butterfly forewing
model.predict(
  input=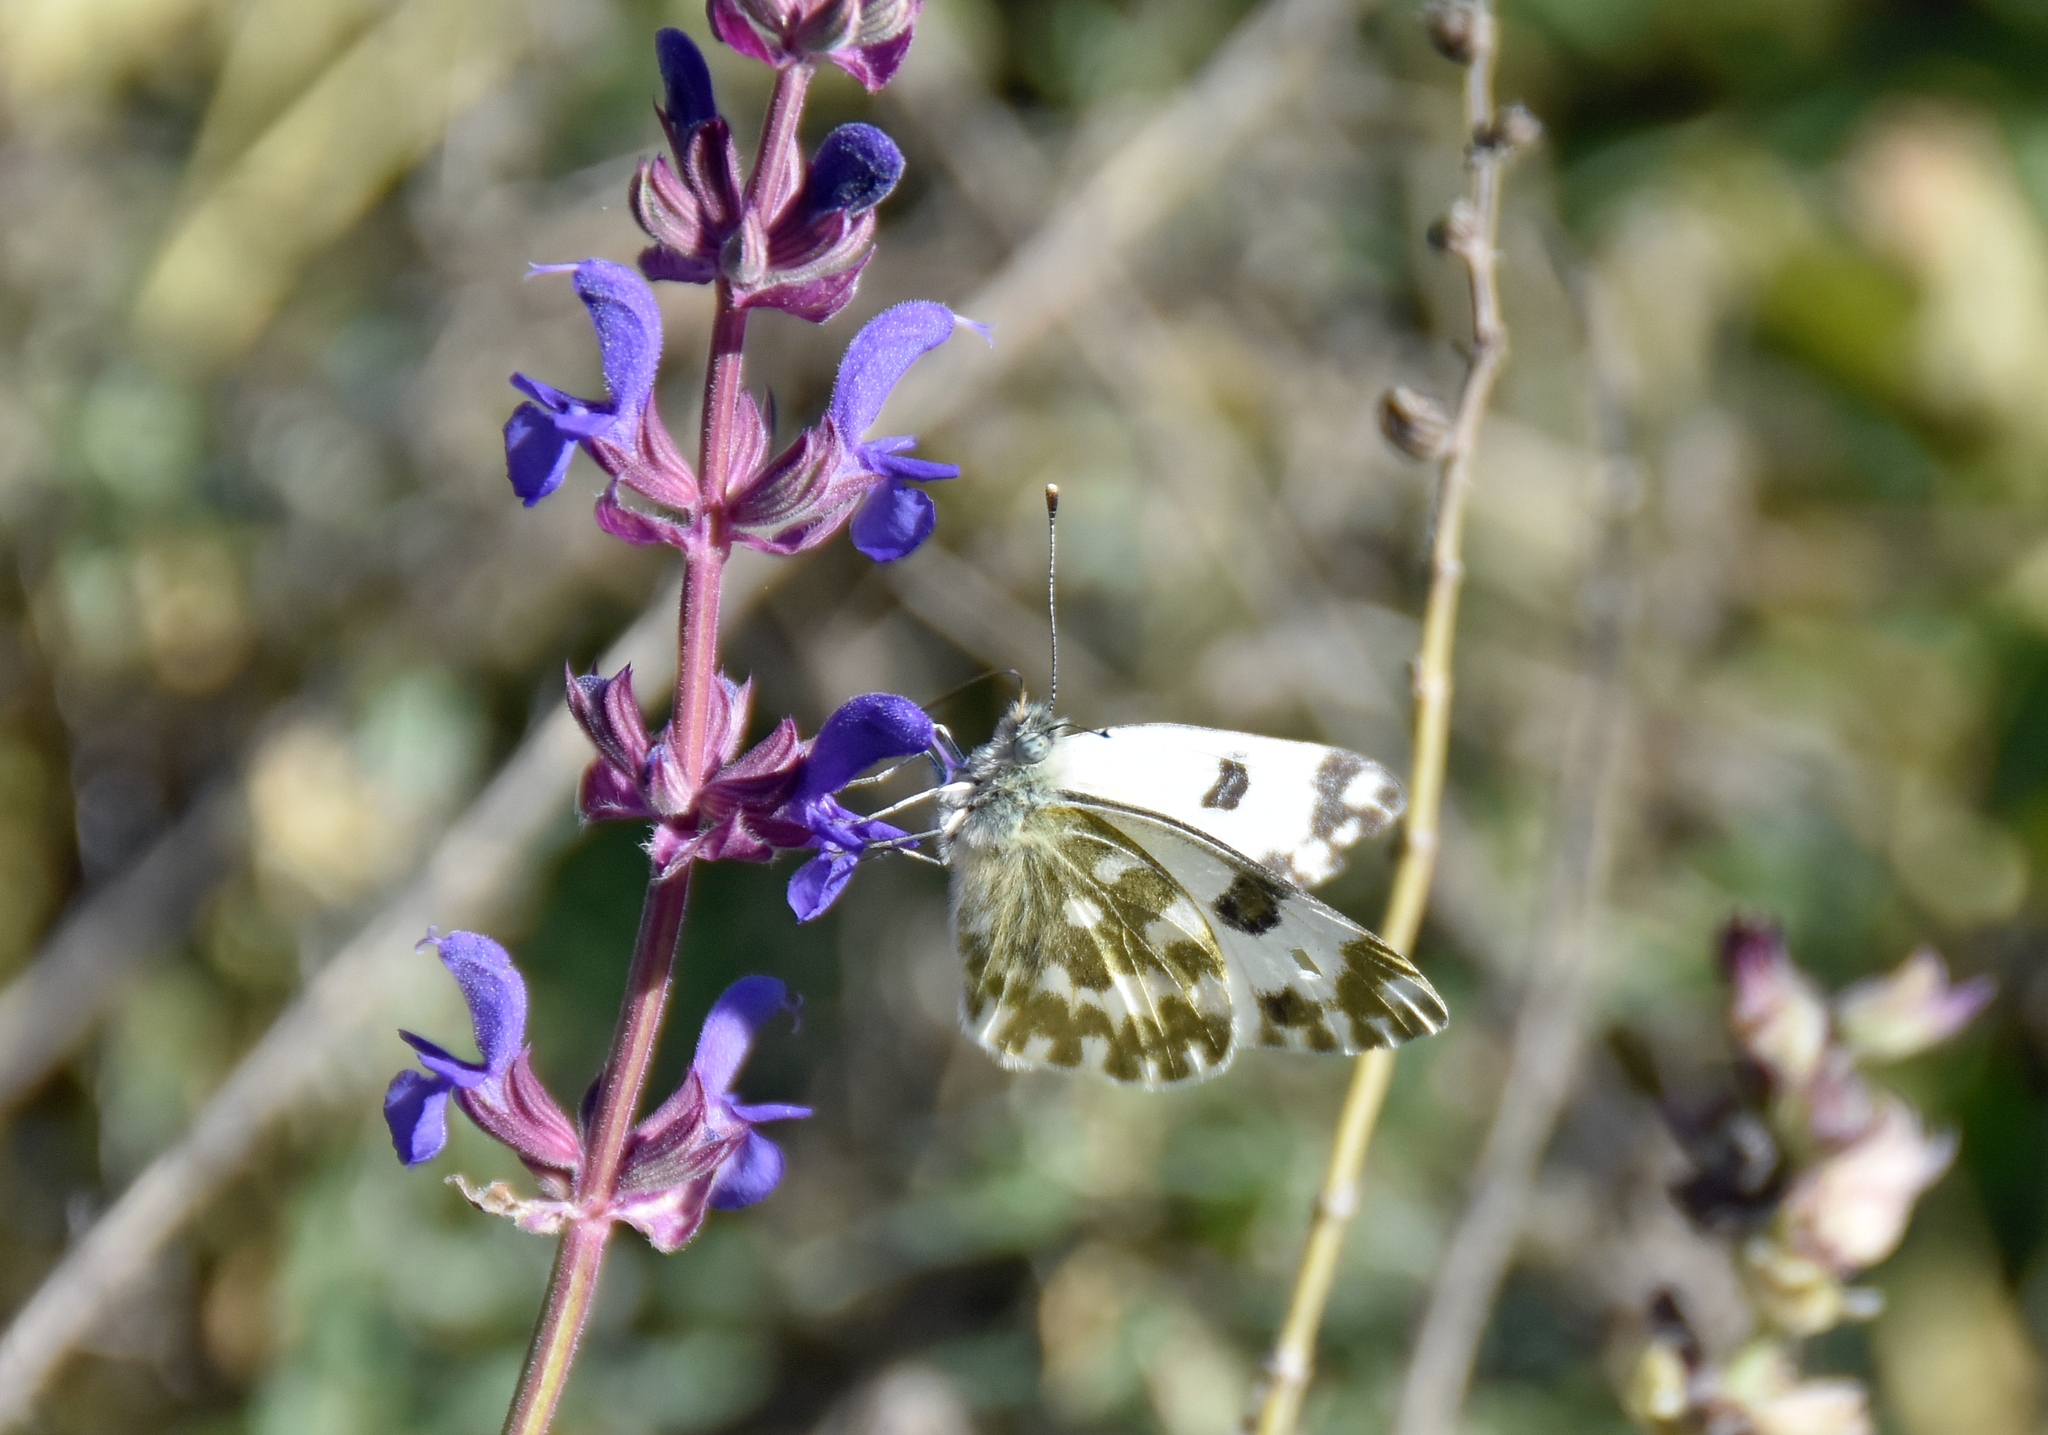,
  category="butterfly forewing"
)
[950,804,1238,1086]
[1085,806,1448,1053]
[1044,725,1405,888]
